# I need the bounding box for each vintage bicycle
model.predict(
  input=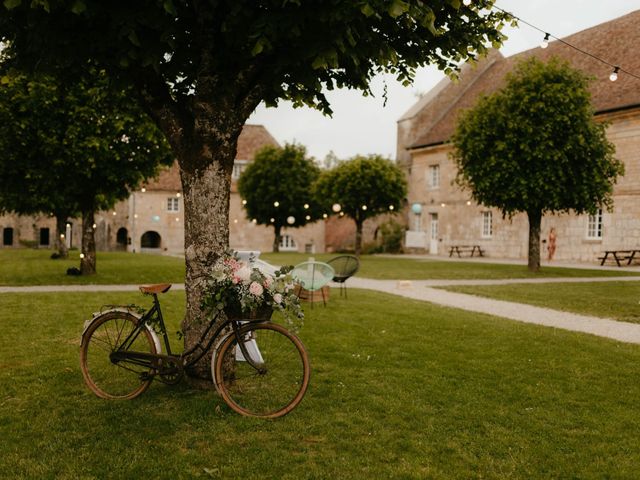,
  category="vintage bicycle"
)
[79,282,310,419]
